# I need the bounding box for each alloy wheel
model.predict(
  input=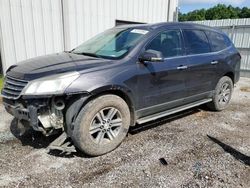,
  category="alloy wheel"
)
[218,82,231,105]
[89,107,123,145]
